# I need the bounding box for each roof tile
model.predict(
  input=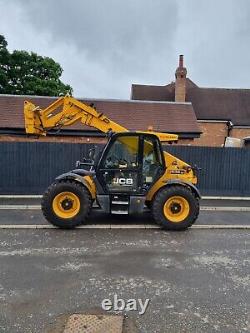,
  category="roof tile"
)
[0,95,200,135]
[131,79,250,126]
